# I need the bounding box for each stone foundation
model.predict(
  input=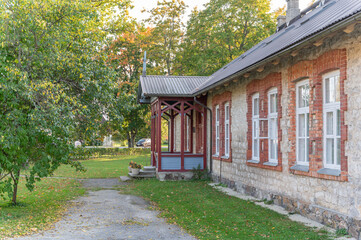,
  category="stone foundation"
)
[157,172,194,181]
[213,174,361,239]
